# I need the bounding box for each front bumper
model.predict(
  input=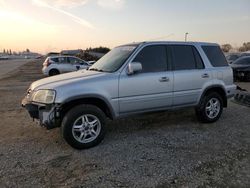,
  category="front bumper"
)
[21,97,60,129]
